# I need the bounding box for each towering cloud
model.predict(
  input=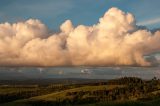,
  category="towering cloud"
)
[0,7,160,66]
